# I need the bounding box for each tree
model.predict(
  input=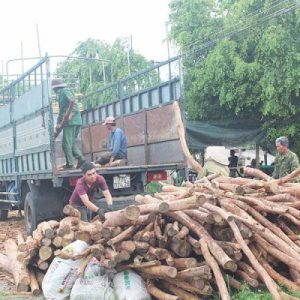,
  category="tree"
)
[169,0,300,146]
[56,38,153,97]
